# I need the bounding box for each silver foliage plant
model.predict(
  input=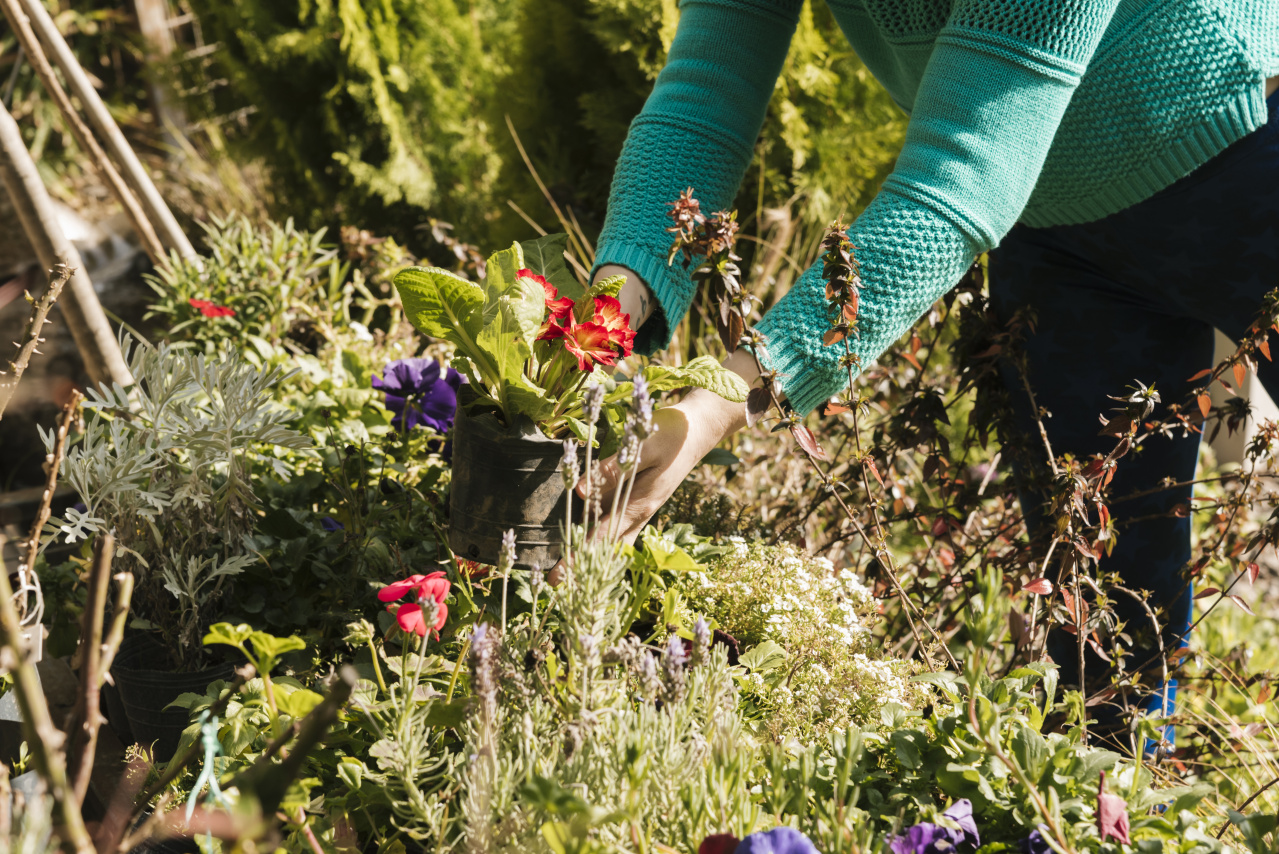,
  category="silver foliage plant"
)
[43,336,310,660]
